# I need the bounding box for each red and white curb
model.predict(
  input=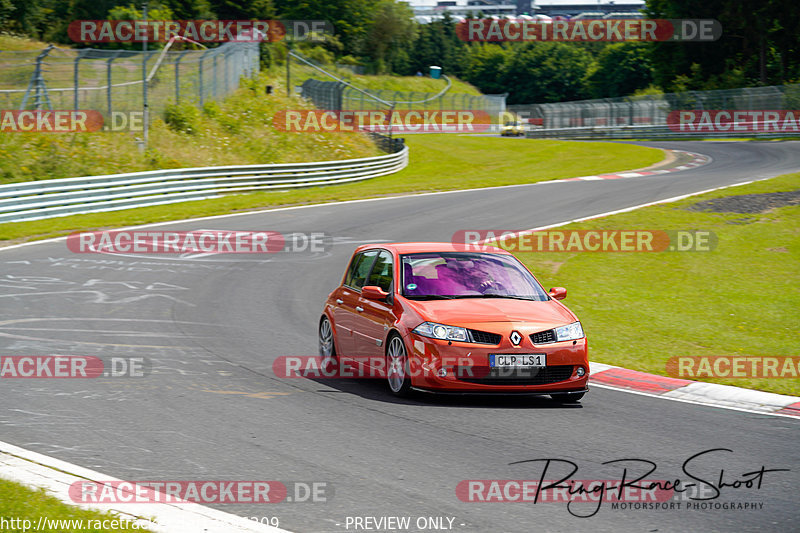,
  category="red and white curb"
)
[589,362,800,418]
[0,440,291,533]
[559,150,711,182]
